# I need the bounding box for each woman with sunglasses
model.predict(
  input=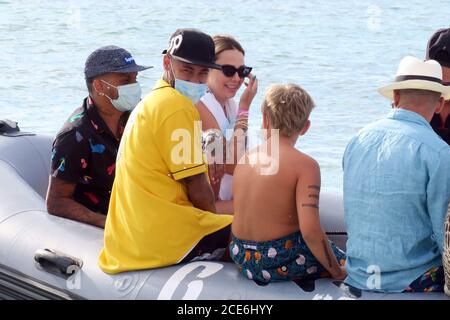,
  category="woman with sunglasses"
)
[197,35,258,214]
